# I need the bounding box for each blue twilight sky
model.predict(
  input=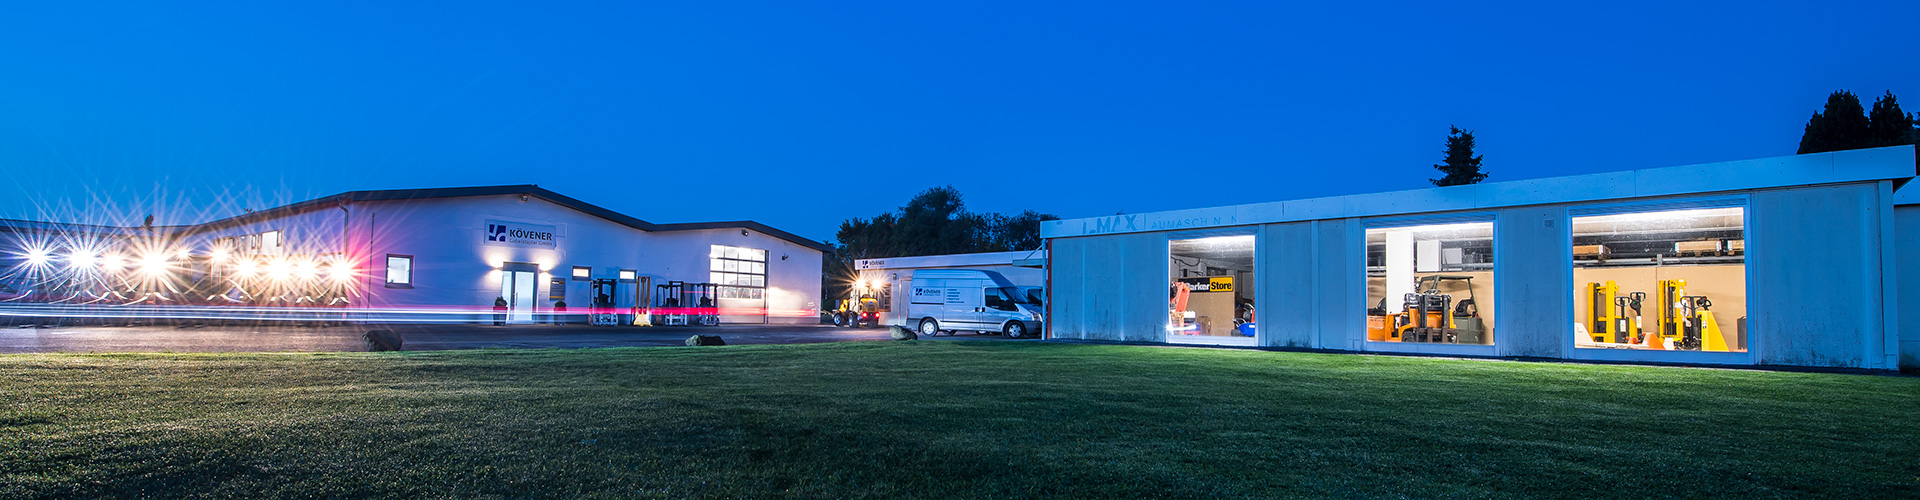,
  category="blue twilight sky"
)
[0,1,1914,242]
